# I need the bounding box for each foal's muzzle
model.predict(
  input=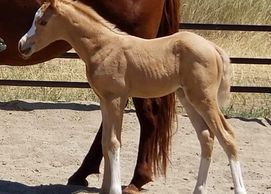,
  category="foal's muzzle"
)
[18,38,33,59]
